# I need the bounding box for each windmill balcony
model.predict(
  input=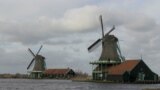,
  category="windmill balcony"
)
[90,60,121,65]
[93,70,102,73]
